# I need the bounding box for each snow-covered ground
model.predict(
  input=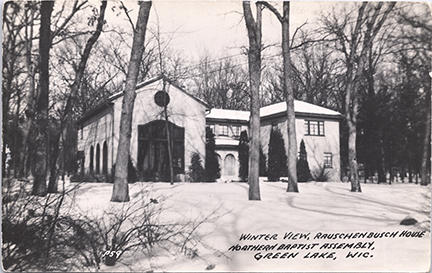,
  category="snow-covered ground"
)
[72,180,430,272]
